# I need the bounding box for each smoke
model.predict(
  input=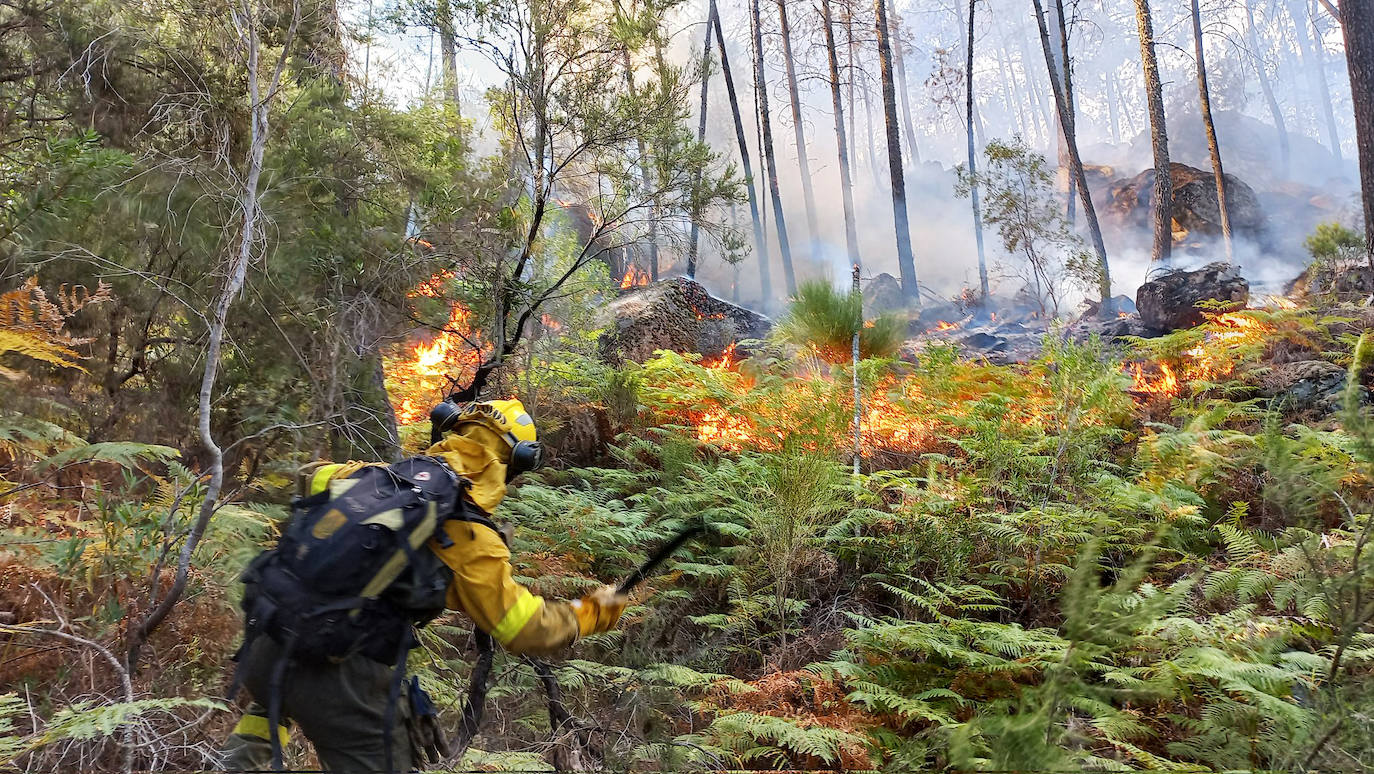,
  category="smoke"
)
[686,0,1361,314]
